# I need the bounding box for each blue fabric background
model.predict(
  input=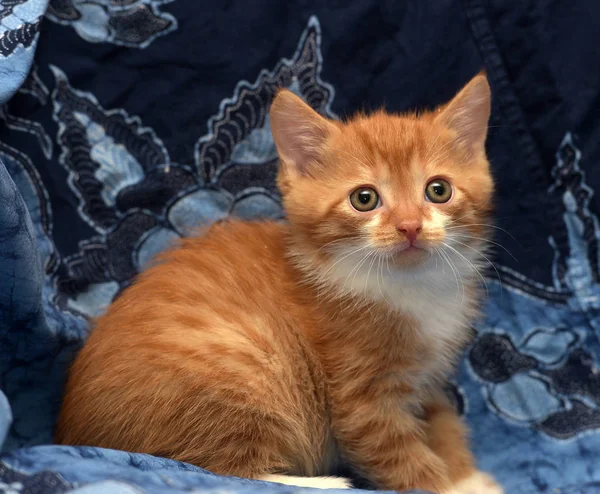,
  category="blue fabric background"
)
[1,1,600,493]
